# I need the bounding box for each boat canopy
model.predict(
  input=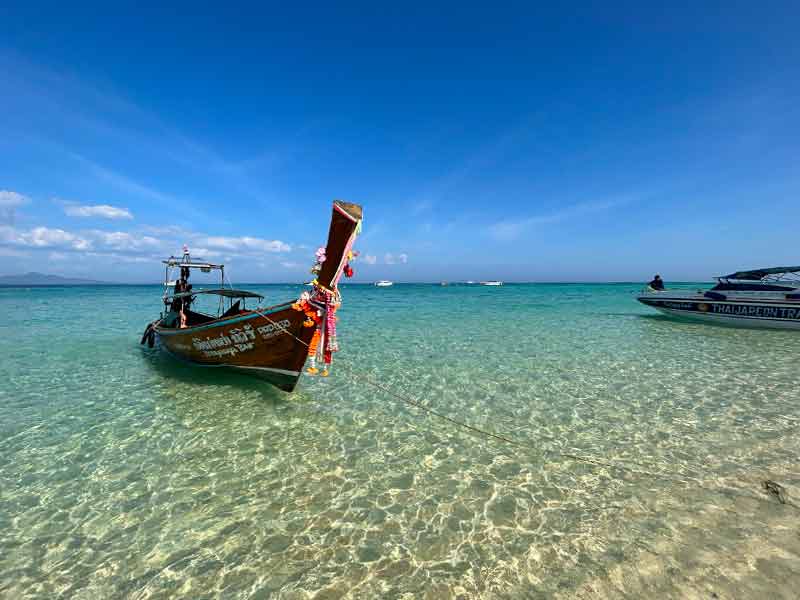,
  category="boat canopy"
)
[172,288,263,300]
[162,258,223,270]
[721,266,800,281]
